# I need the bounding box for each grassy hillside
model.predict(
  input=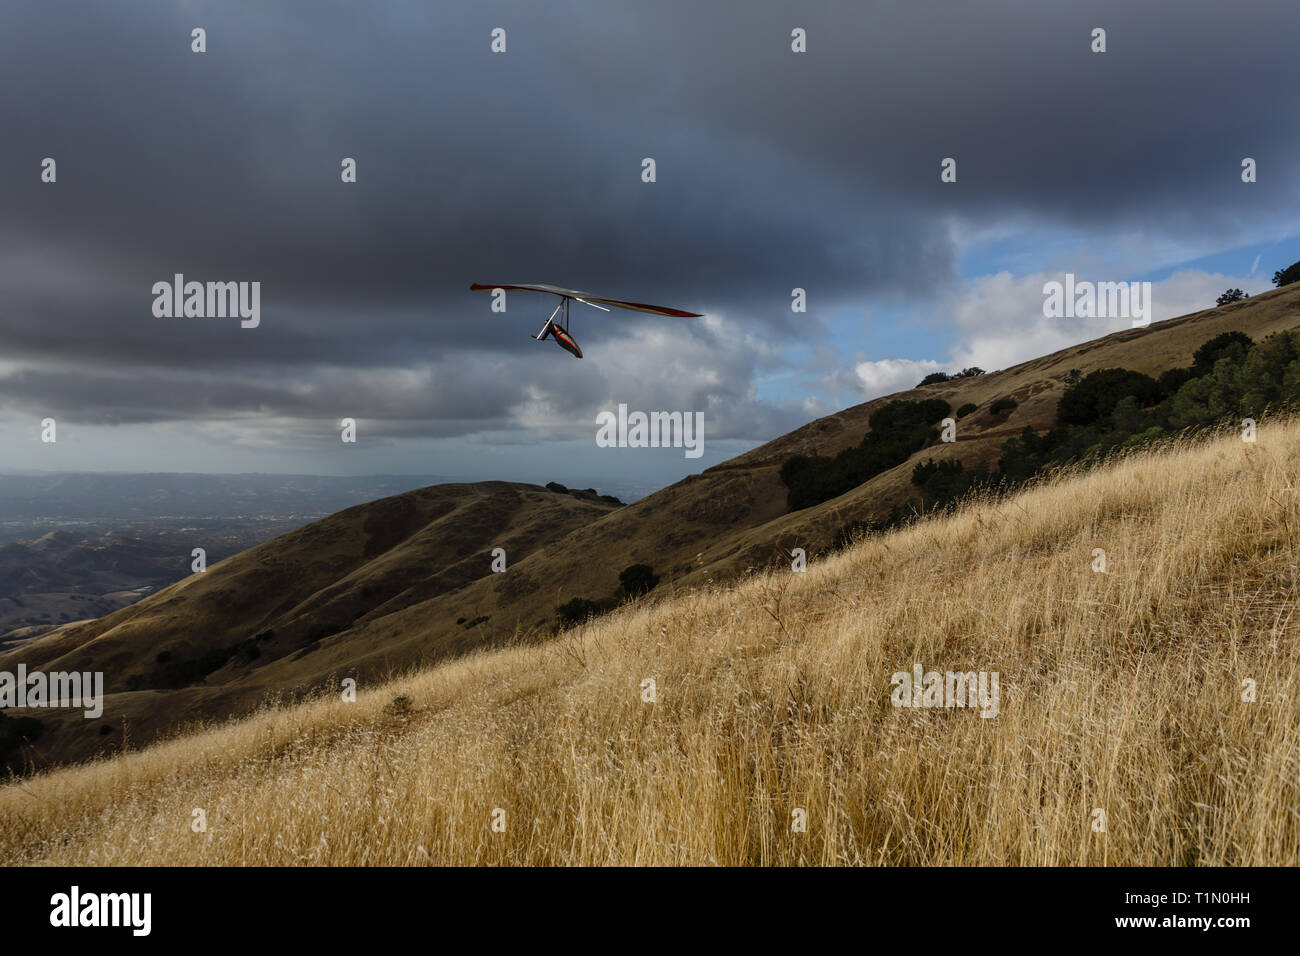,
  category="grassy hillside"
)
[0,481,619,767]
[5,284,1299,771]
[2,417,1296,865]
